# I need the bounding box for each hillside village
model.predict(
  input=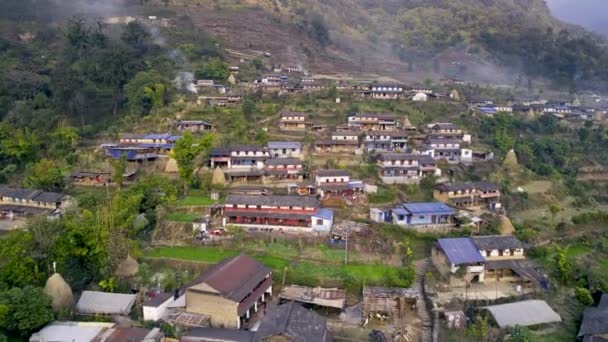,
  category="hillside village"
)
[2,2,608,342]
